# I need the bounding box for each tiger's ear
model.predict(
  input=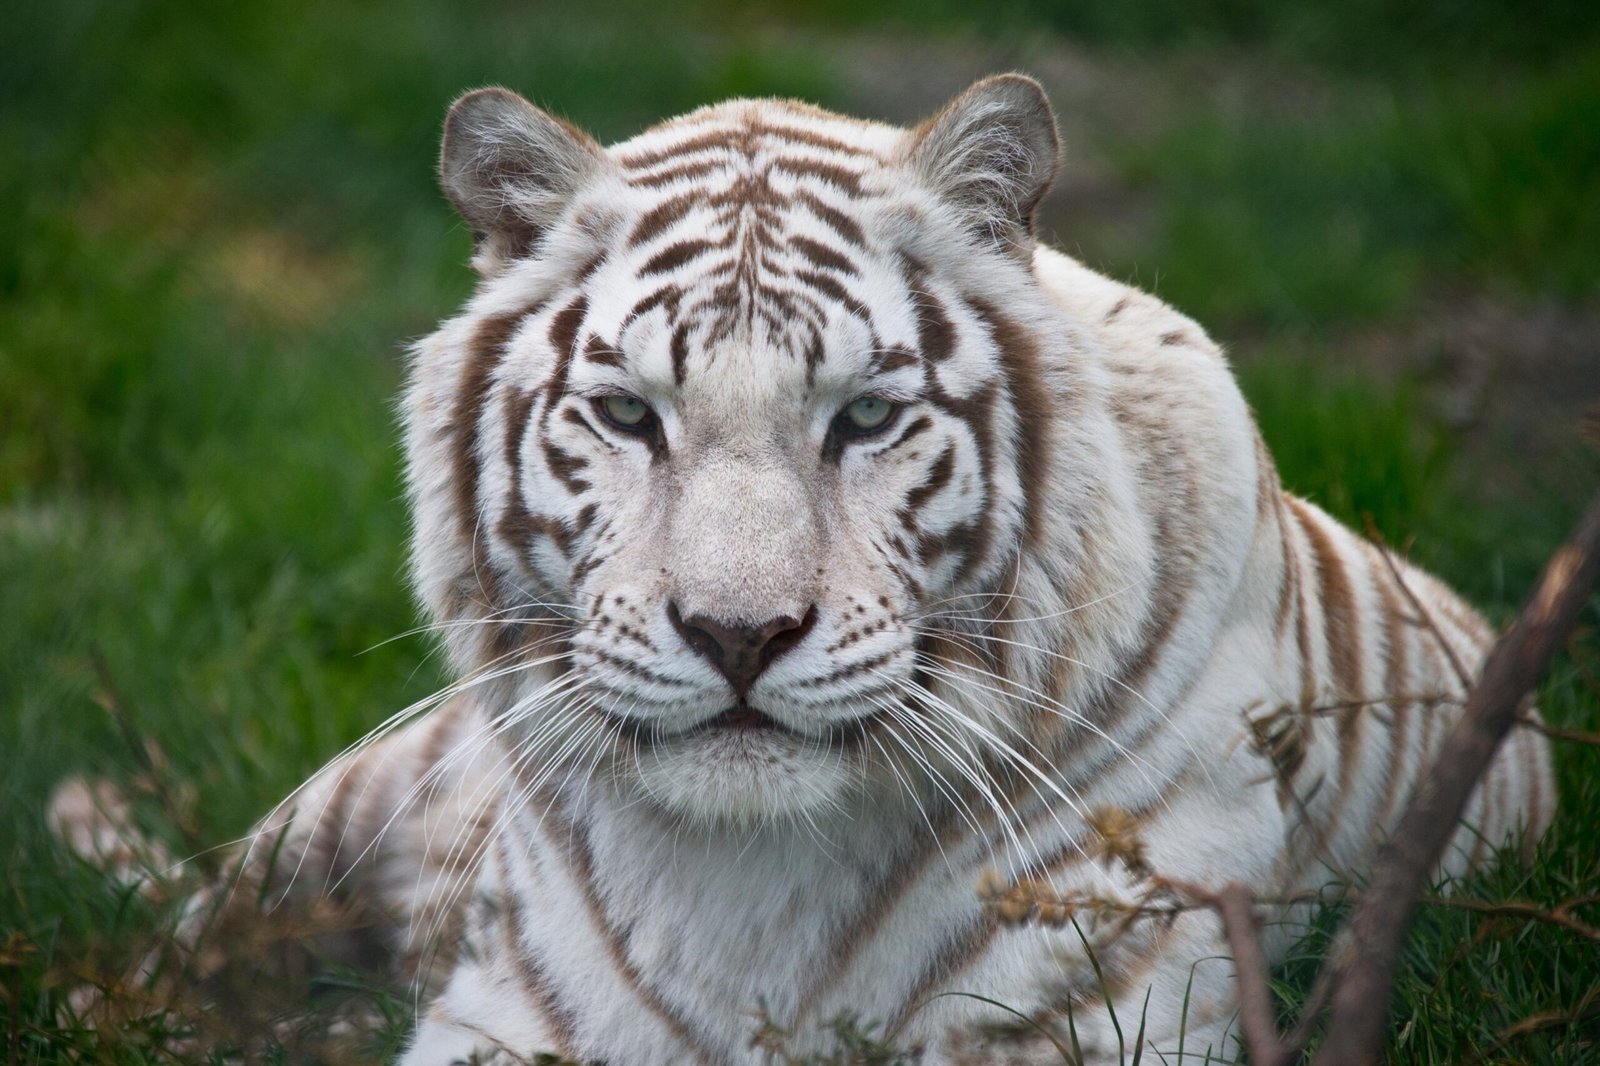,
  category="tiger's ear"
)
[439,87,608,269]
[905,74,1060,258]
